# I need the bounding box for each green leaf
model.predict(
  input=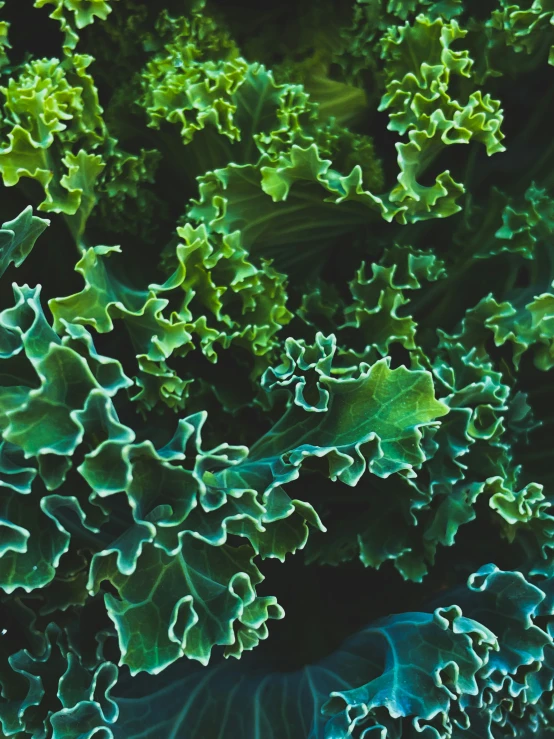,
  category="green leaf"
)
[379,14,505,218]
[246,354,448,484]
[0,622,118,738]
[0,55,106,220]
[89,537,283,673]
[0,207,49,279]
[34,0,115,50]
[49,224,292,412]
[343,244,446,355]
